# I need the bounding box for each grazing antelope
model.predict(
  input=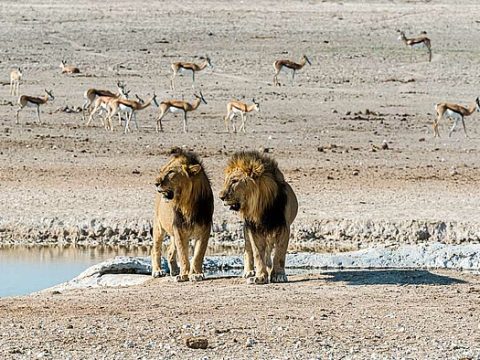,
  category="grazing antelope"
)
[273,55,311,86]
[16,90,54,124]
[224,99,260,133]
[433,98,480,138]
[170,56,212,90]
[397,30,432,62]
[156,92,207,133]
[106,93,159,134]
[10,68,23,96]
[60,60,80,74]
[82,81,128,121]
